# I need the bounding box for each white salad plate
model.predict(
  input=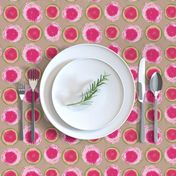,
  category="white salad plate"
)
[52,59,124,130]
[40,44,135,139]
